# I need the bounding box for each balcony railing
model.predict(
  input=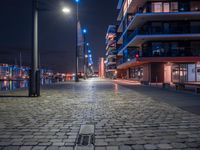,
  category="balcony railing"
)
[117,46,200,66]
[117,26,200,54]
